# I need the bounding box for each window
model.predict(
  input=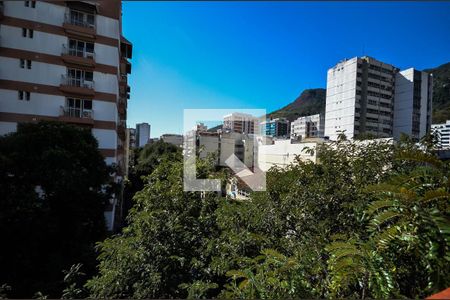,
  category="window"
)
[69,9,95,28]
[20,59,32,69]
[68,39,95,58]
[18,91,30,101]
[22,28,33,38]
[66,98,93,118]
[25,1,35,7]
